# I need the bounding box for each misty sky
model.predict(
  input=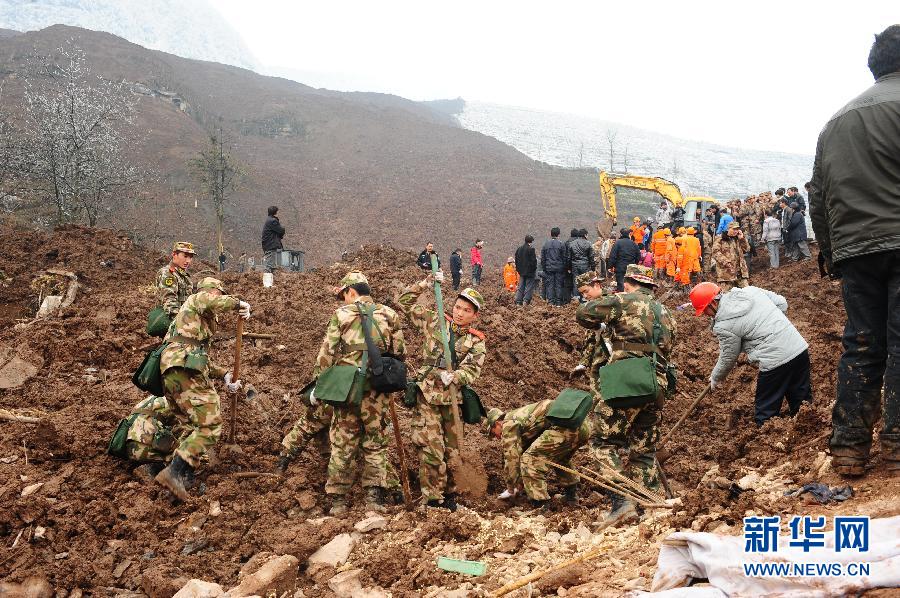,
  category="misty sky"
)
[210,1,897,155]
